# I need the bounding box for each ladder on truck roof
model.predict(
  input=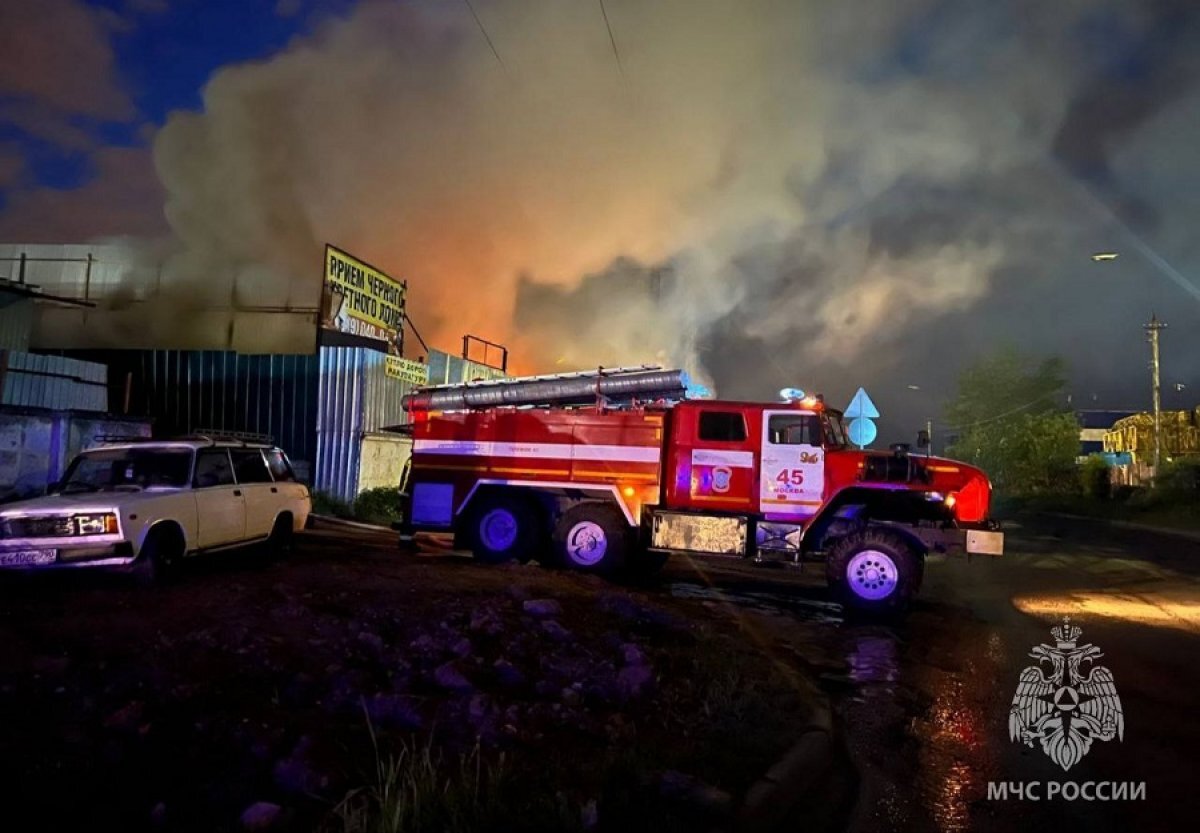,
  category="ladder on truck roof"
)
[414,364,663,391]
[401,365,692,412]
